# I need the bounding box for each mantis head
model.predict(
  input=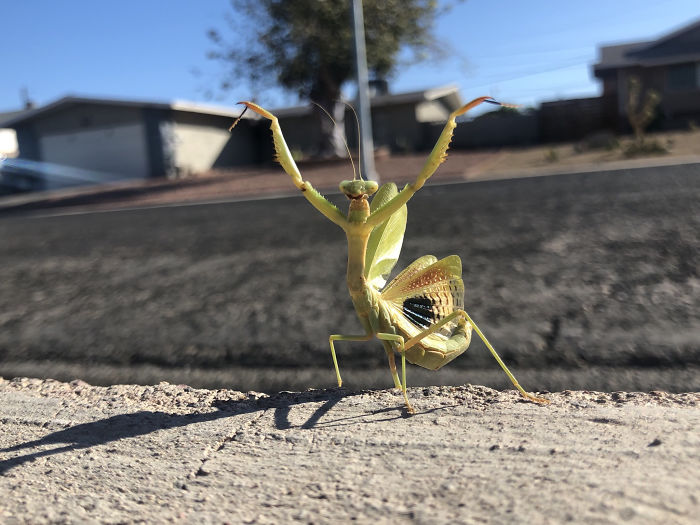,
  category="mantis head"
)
[340,179,378,199]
